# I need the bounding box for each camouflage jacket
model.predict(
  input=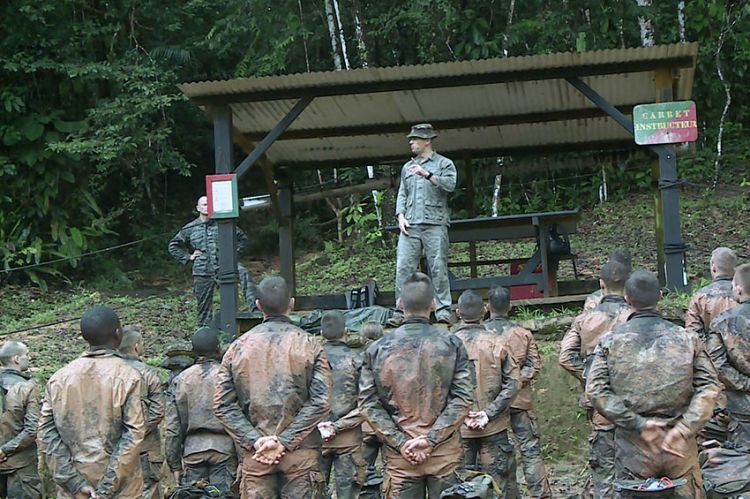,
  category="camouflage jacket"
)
[583,289,603,312]
[322,340,363,448]
[395,152,457,226]
[0,368,39,471]
[214,316,332,453]
[122,355,164,463]
[707,301,750,417]
[168,217,249,277]
[358,317,473,450]
[560,295,631,385]
[453,322,520,438]
[586,310,720,437]
[686,277,736,339]
[485,317,541,411]
[166,358,235,472]
[39,349,146,499]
